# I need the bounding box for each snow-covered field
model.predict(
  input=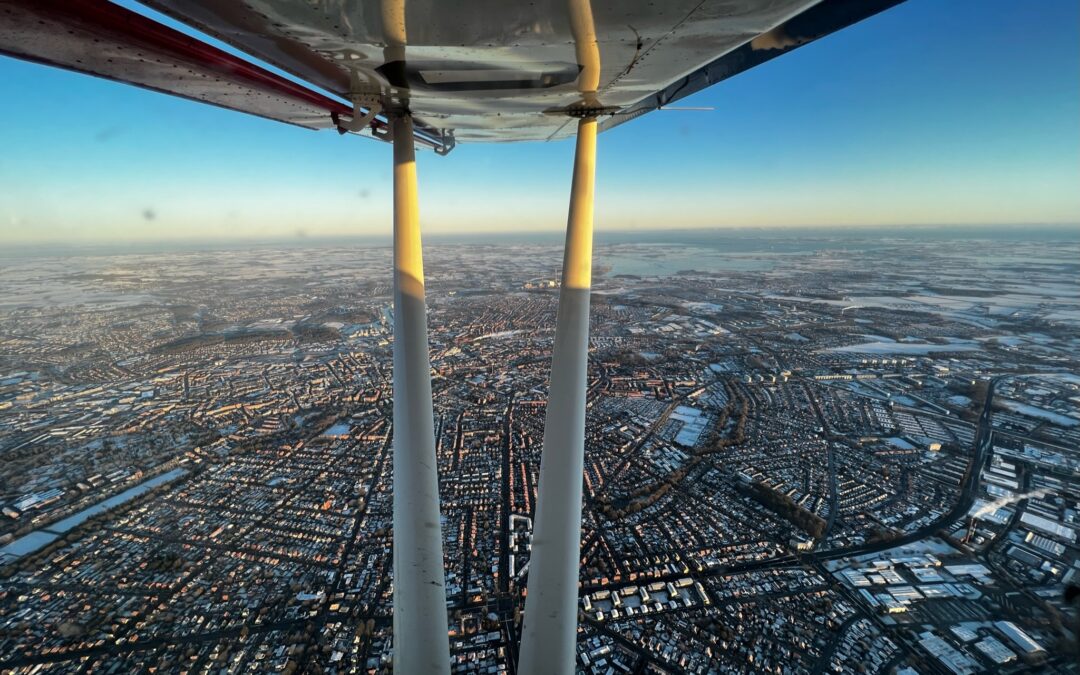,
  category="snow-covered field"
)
[998,400,1079,428]
[823,340,979,355]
